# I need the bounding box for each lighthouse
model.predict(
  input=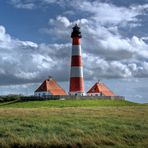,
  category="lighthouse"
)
[69,24,84,96]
